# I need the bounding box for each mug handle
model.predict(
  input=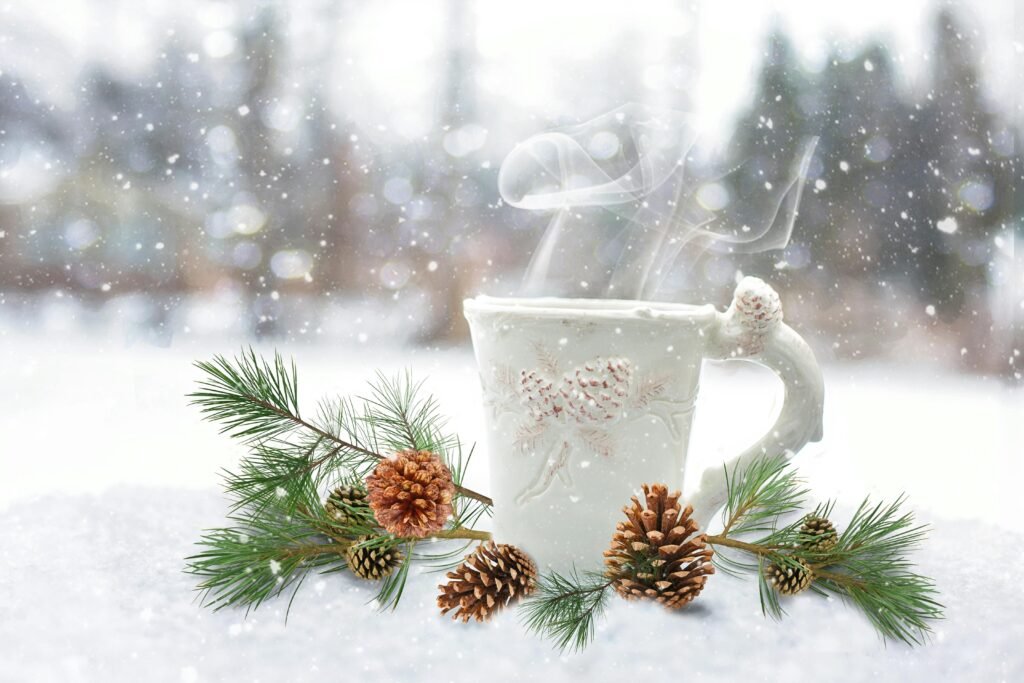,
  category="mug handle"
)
[687,276,825,529]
